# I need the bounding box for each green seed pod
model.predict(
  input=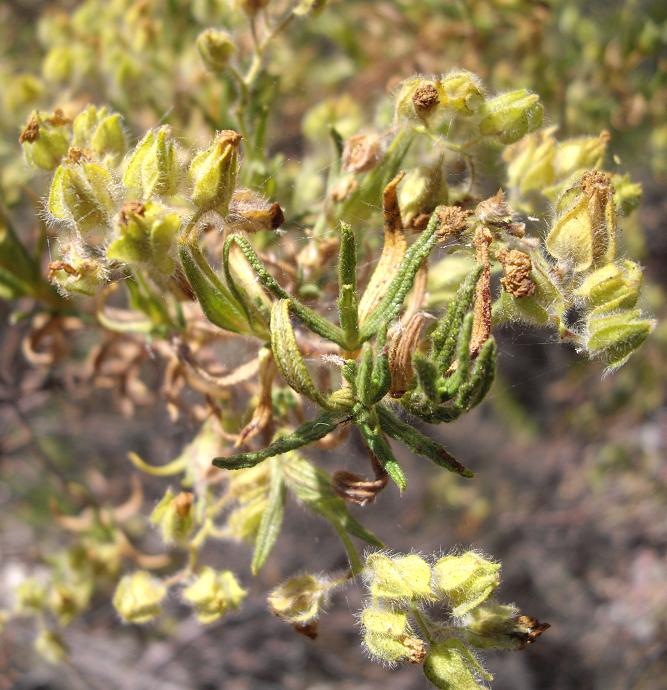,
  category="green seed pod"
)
[423,638,492,690]
[439,71,484,115]
[546,170,617,273]
[432,551,500,617]
[554,130,609,179]
[364,552,434,603]
[361,606,426,664]
[465,603,550,651]
[479,89,544,144]
[48,240,107,296]
[189,130,242,214]
[113,571,167,624]
[19,110,71,170]
[268,573,328,625]
[574,260,643,314]
[196,28,236,72]
[123,126,179,199]
[48,157,115,236]
[505,130,556,195]
[106,201,181,275]
[73,105,126,161]
[182,567,246,624]
[585,308,655,370]
[149,488,195,544]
